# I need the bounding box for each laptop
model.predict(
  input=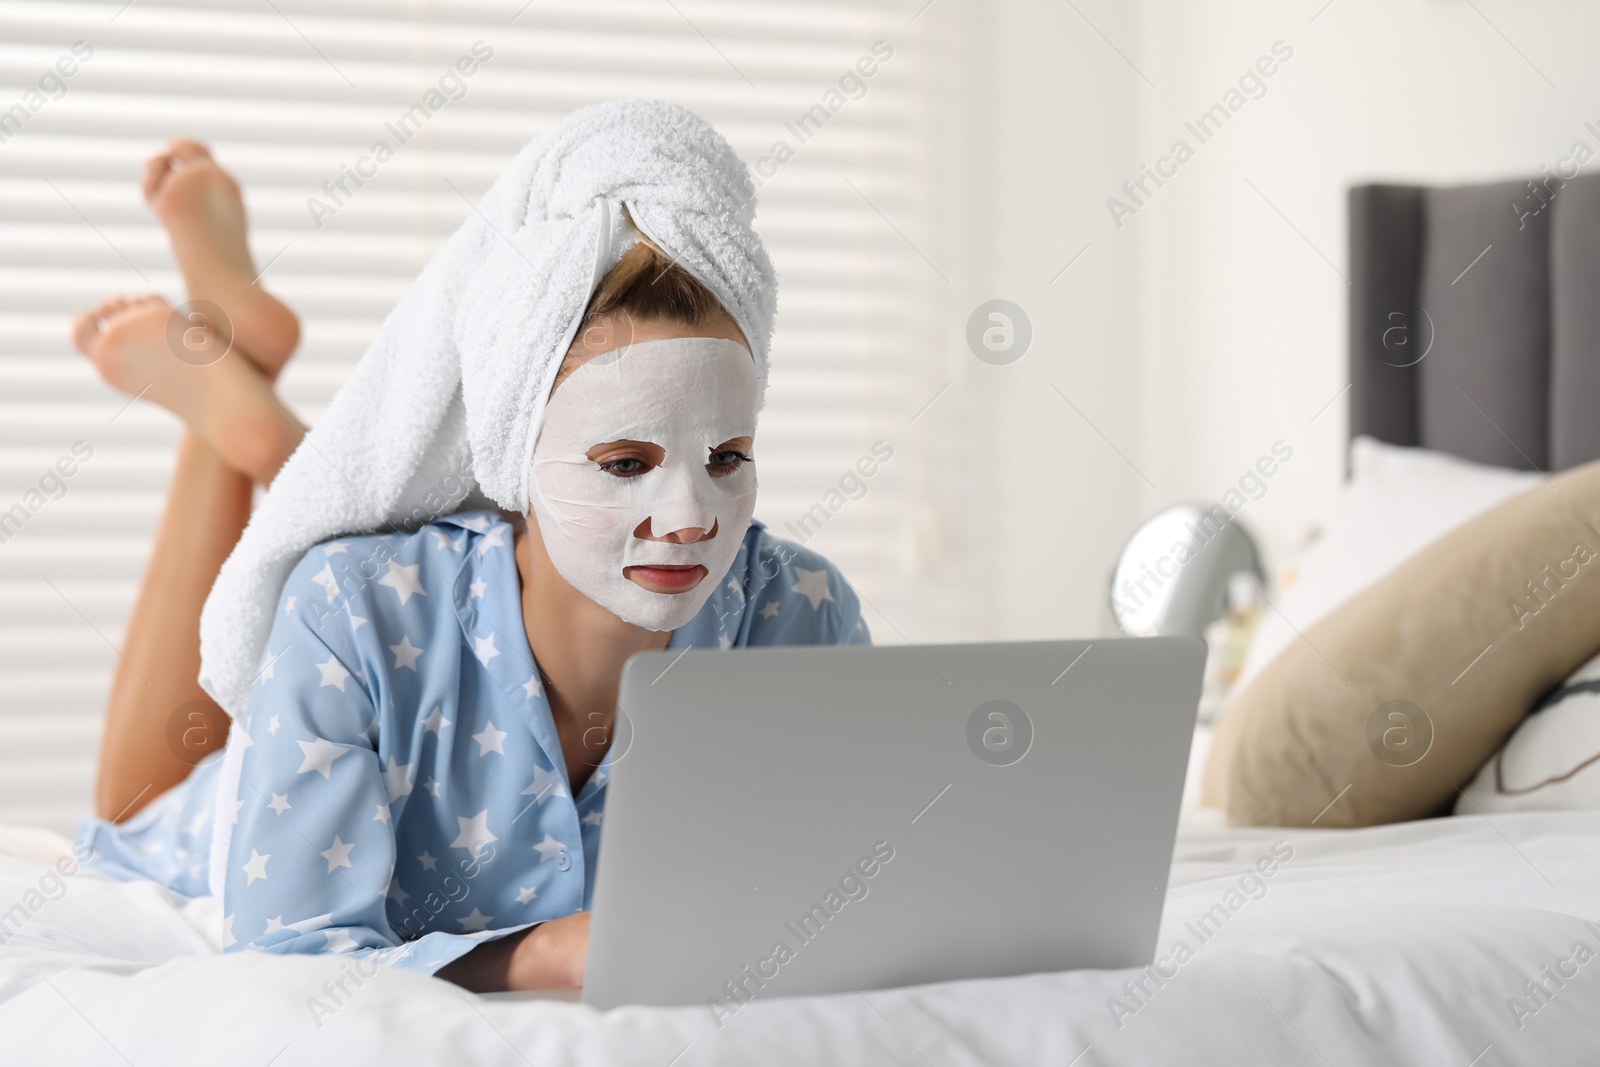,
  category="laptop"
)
[582,637,1204,1013]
